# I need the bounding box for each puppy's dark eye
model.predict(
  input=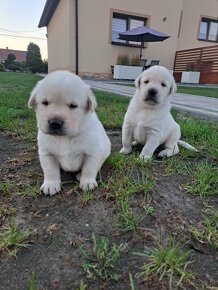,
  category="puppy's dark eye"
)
[42,100,48,106]
[144,80,149,84]
[69,103,78,109]
[161,82,166,87]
